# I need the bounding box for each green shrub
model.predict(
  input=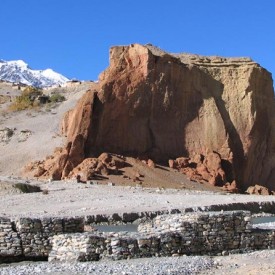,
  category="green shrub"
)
[49,93,66,103]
